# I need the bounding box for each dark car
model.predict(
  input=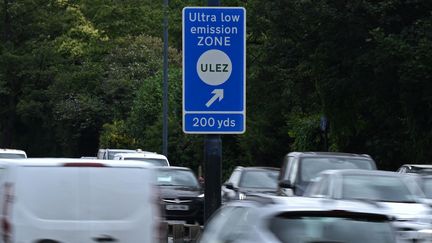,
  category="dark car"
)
[155,166,203,224]
[278,152,377,196]
[222,166,279,203]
